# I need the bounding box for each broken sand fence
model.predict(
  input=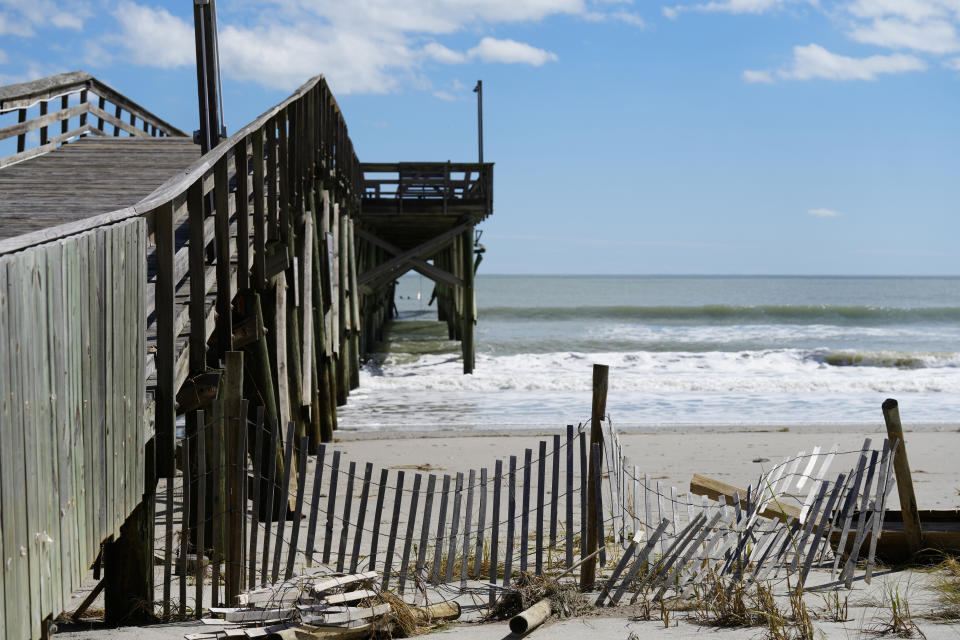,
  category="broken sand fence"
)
[150,404,895,634]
